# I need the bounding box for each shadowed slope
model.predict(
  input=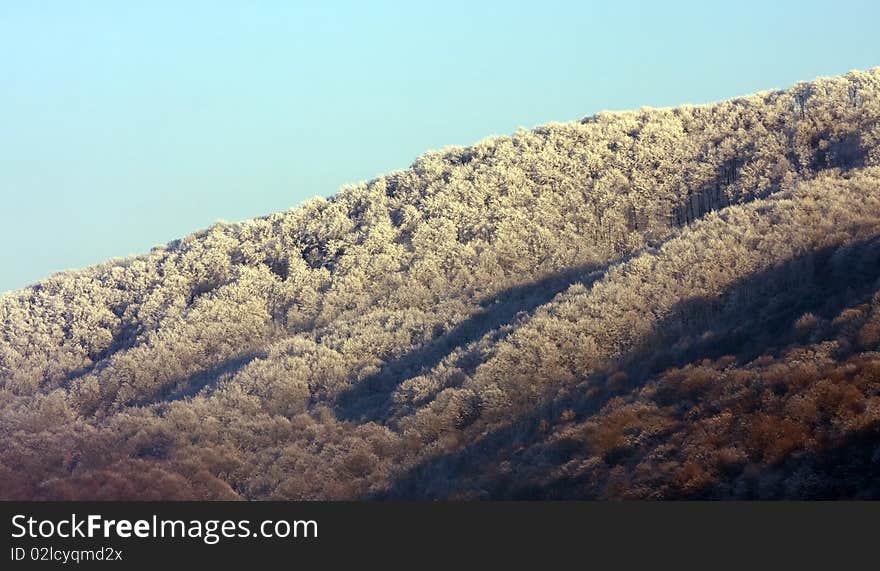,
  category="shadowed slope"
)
[377,236,880,499]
